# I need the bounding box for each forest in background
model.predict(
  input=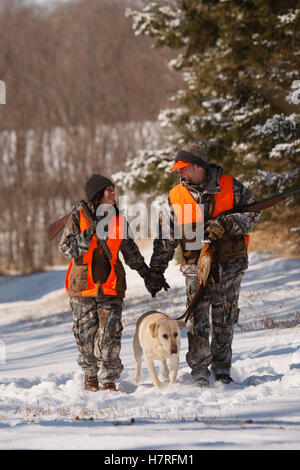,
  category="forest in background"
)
[0,0,180,273]
[0,0,299,274]
[114,0,300,258]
